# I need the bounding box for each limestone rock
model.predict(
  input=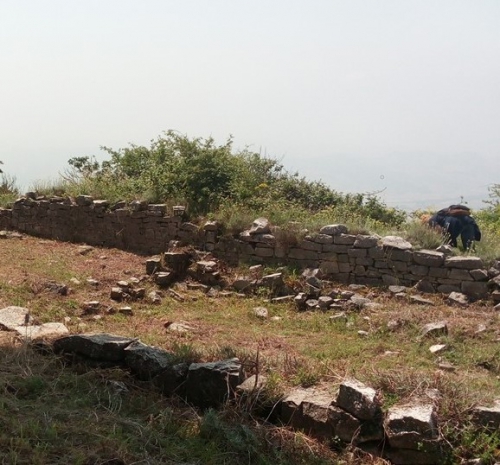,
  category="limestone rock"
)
[124,341,176,380]
[381,236,413,250]
[319,224,348,236]
[385,403,438,449]
[53,333,135,361]
[447,292,469,306]
[249,217,271,235]
[336,378,381,421]
[185,358,244,408]
[253,307,269,319]
[422,322,448,337]
[0,306,33,329]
